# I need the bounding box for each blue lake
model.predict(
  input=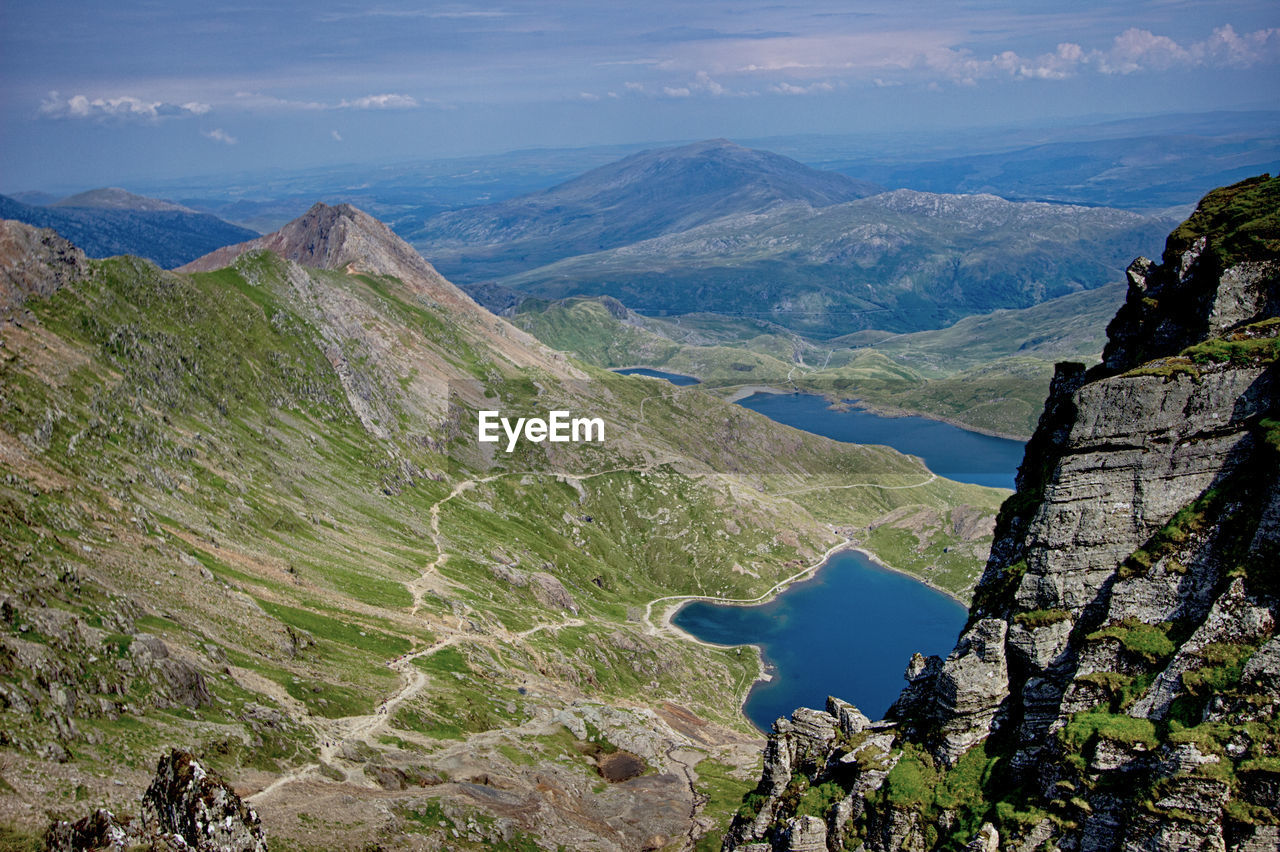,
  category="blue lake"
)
[736,392,1024,490]
[612,367,701,386]
[673,550,967,732]
[672,389,1025,732]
